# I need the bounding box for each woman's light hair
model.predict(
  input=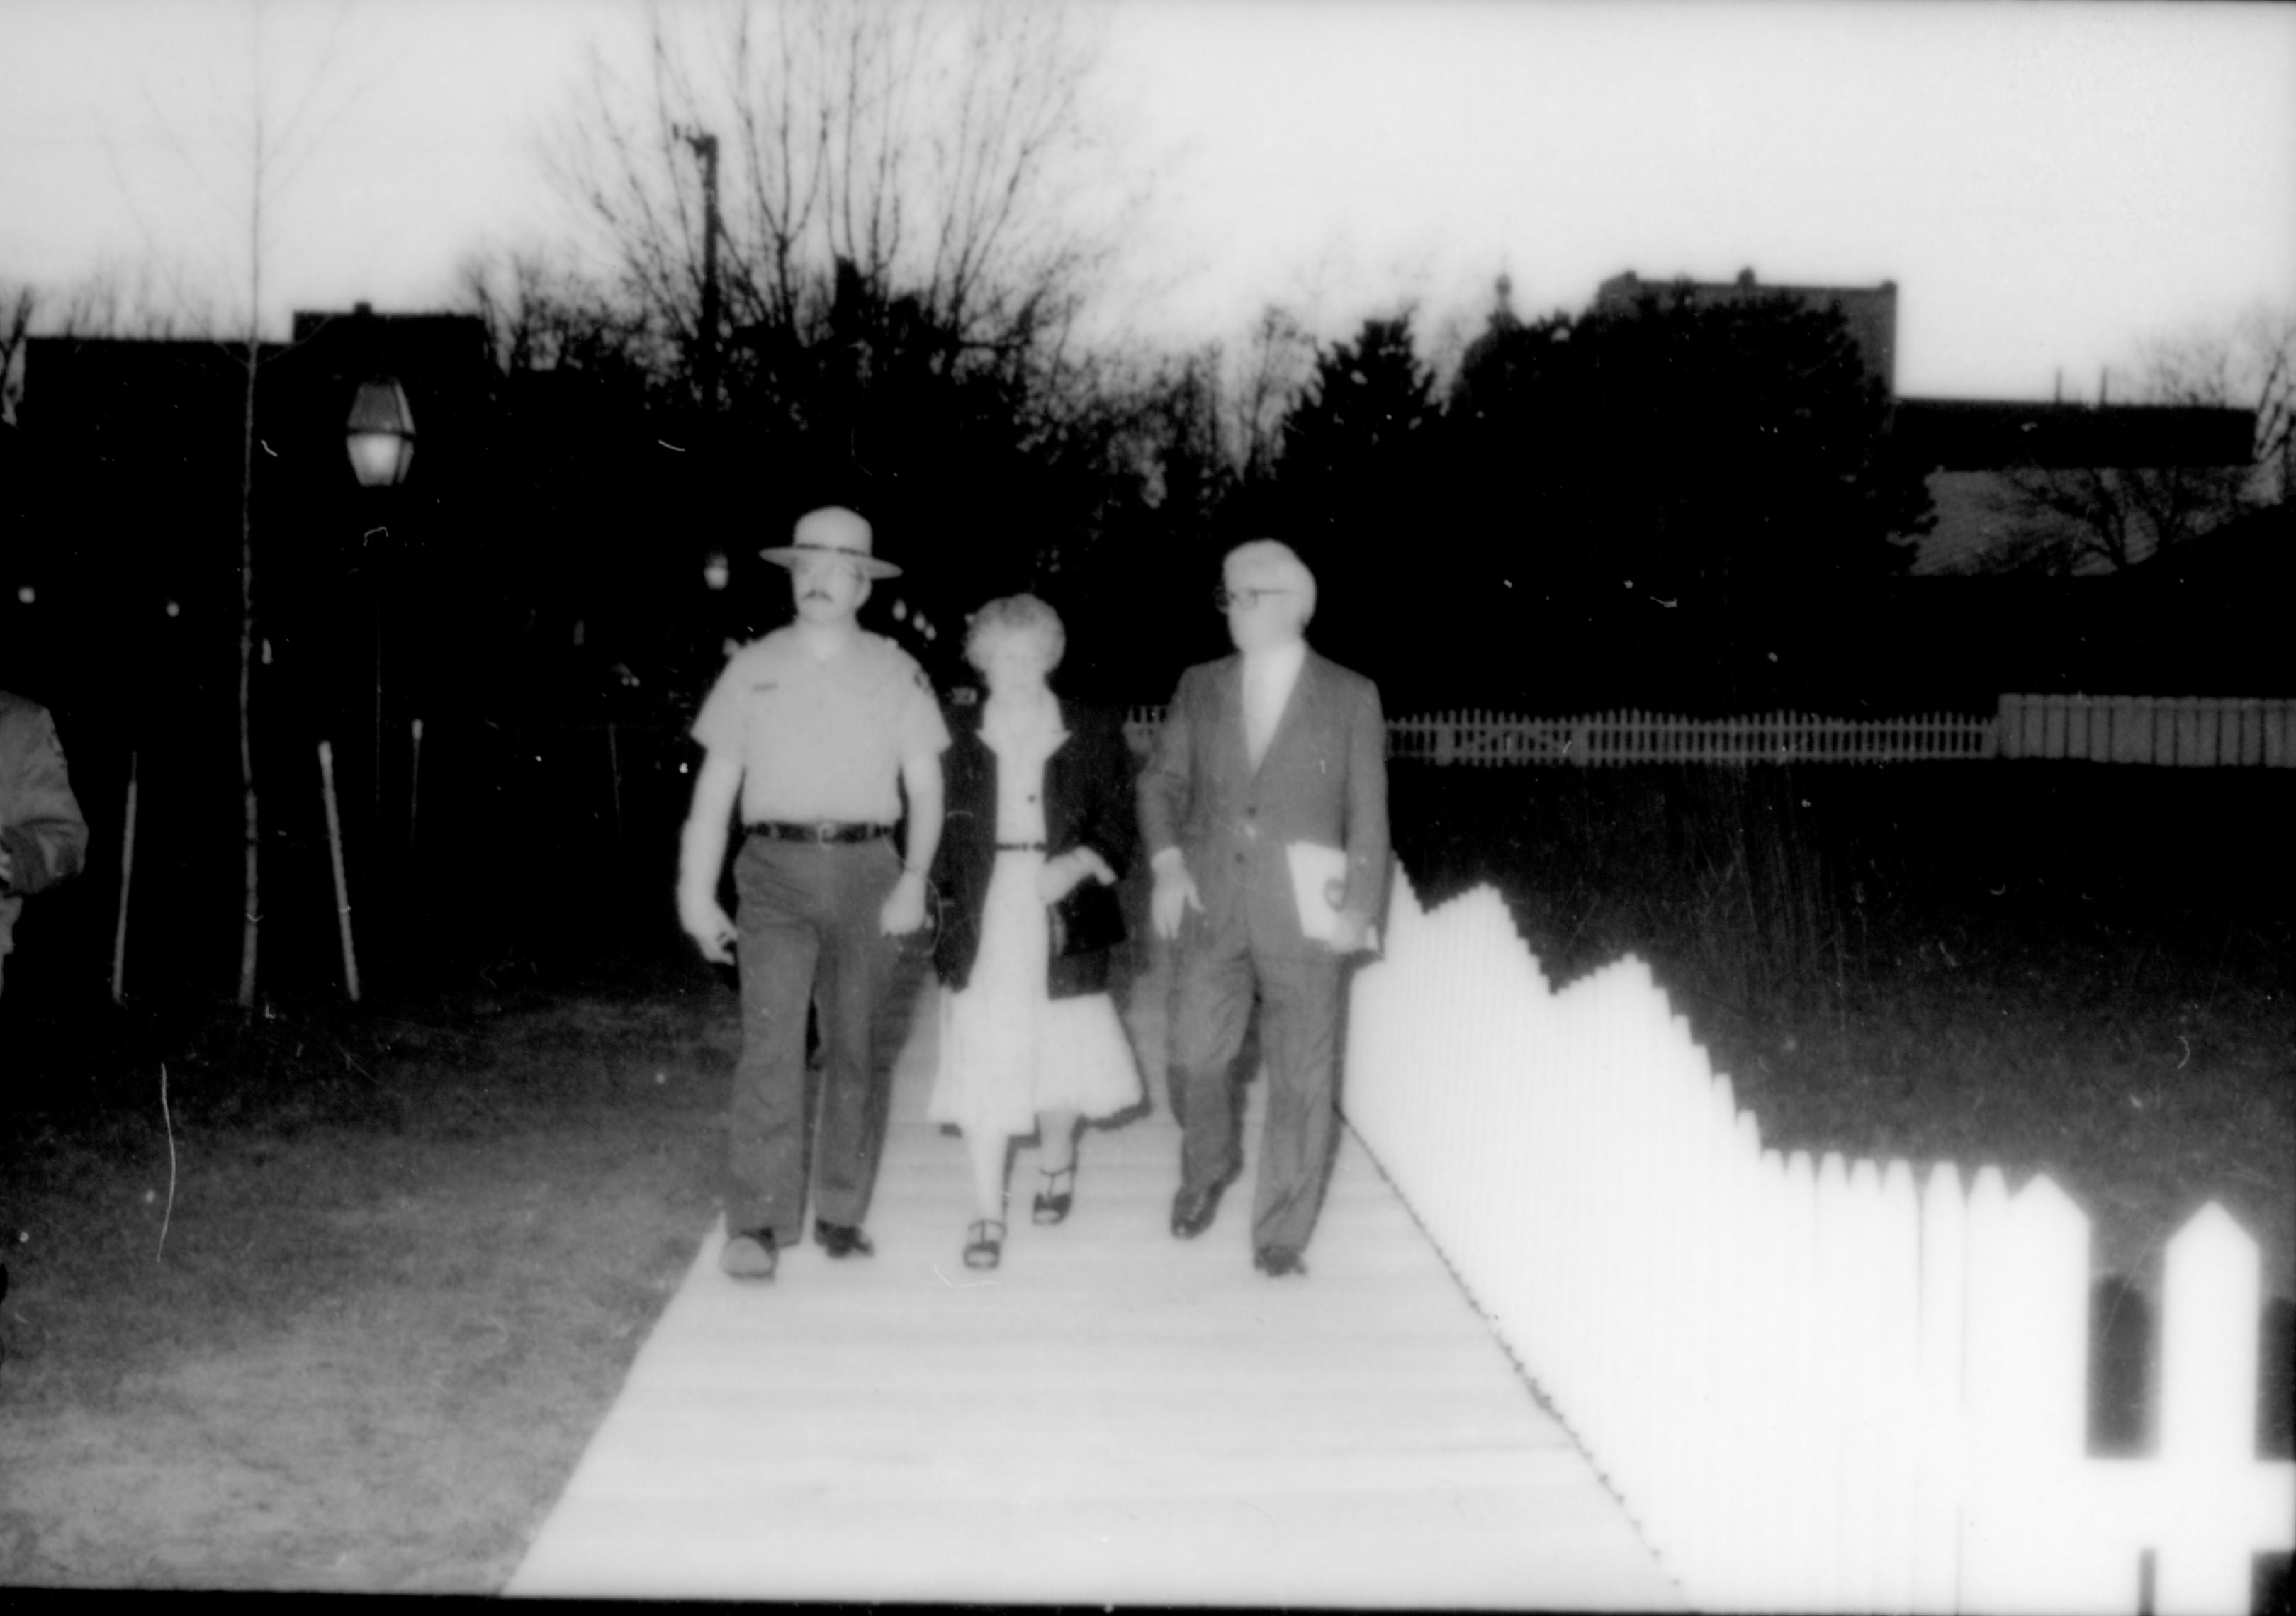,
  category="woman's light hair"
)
[964,592,1066,674]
